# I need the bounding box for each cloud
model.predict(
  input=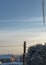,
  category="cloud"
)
[0,16,46,23]
[1,29,45,44]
